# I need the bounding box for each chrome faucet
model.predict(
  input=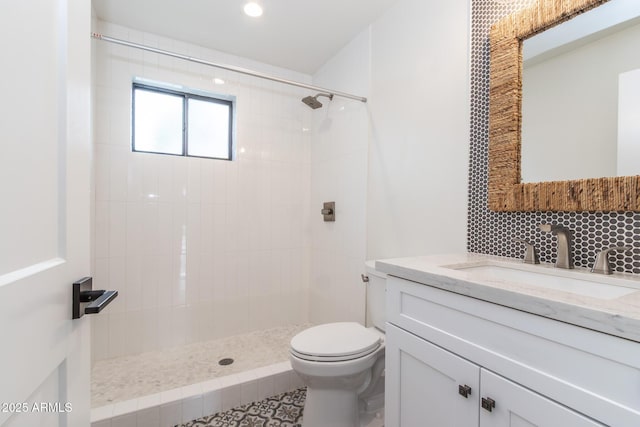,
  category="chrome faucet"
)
[539,224,574,269]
